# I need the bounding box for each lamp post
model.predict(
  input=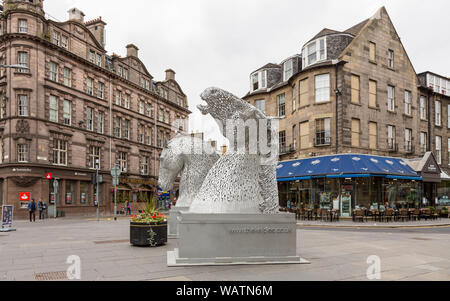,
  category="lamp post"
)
[96,159,100,222]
